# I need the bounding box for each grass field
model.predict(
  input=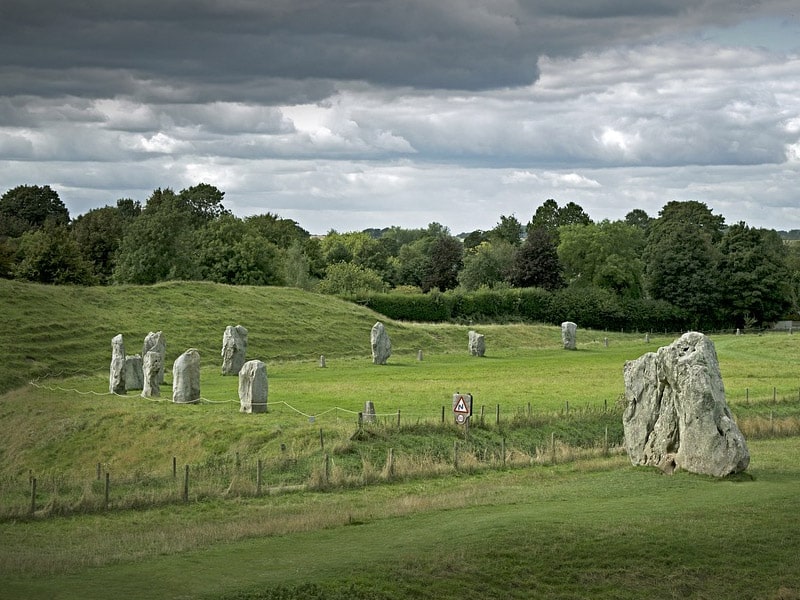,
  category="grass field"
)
[1,280,799,599]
